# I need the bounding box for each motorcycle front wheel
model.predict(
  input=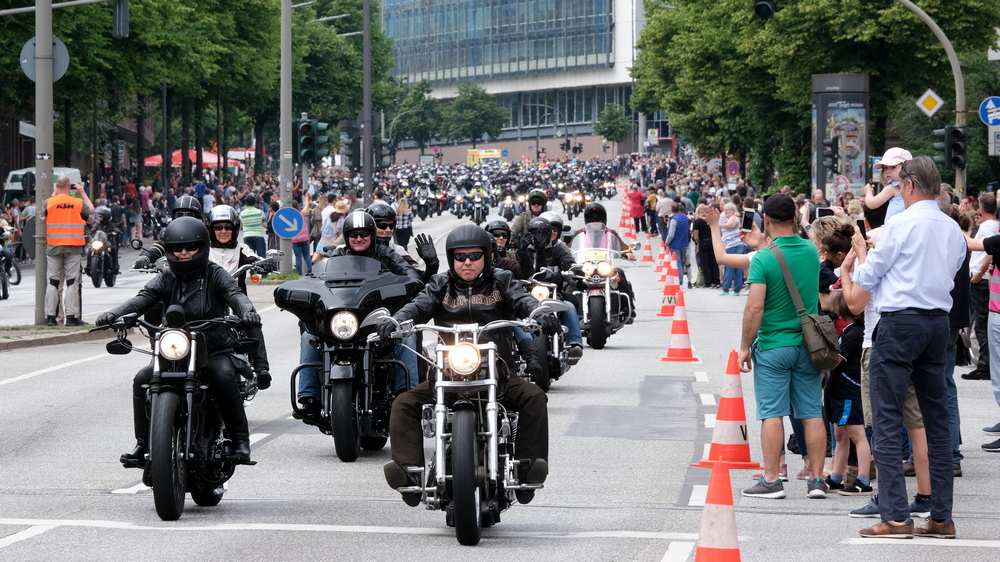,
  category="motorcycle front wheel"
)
[329,380,360,462]
[150,392,187,521]
[533,336,551,393]
[90,257,103,288]
[588,295,608,350]
[451,409,482,546]
[104,256,116,287]
[7,260,20,286]
[0,268,8,300]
